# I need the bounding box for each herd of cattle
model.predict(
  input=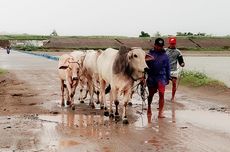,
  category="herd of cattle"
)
[58,46,152,124]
